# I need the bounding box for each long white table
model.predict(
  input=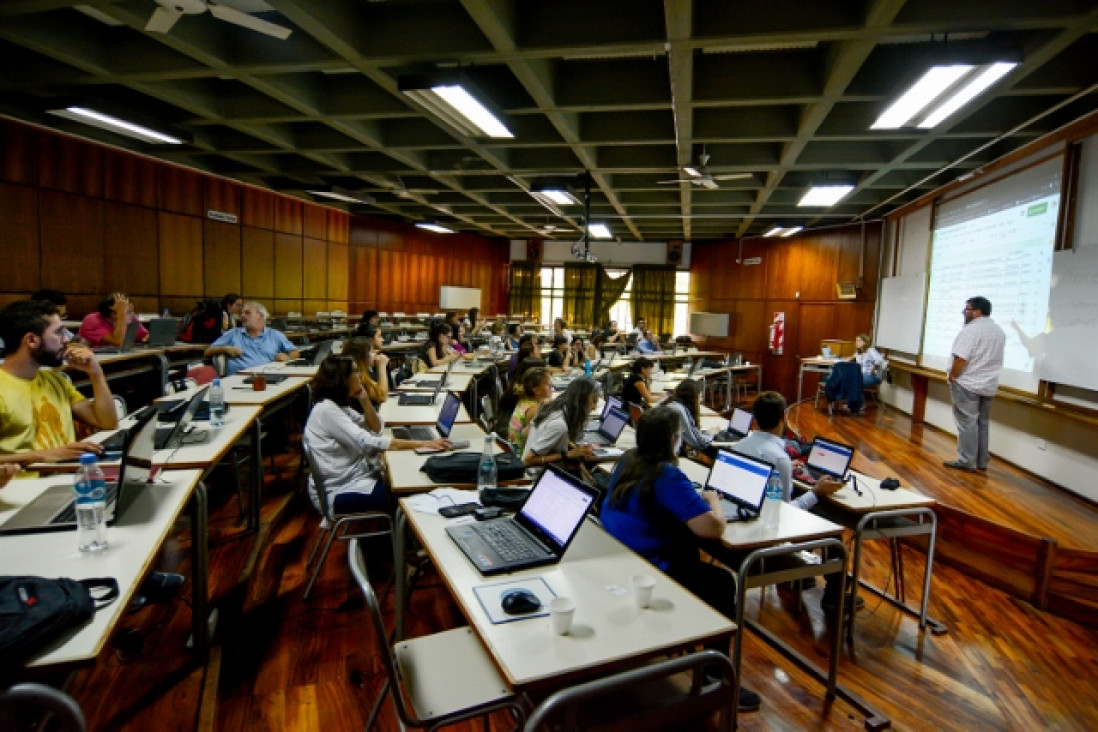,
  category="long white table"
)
[378,393,473,426]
